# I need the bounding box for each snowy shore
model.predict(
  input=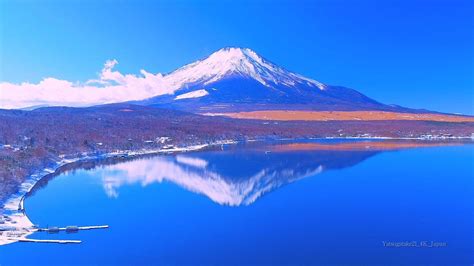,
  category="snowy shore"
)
[0,142,226,245]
